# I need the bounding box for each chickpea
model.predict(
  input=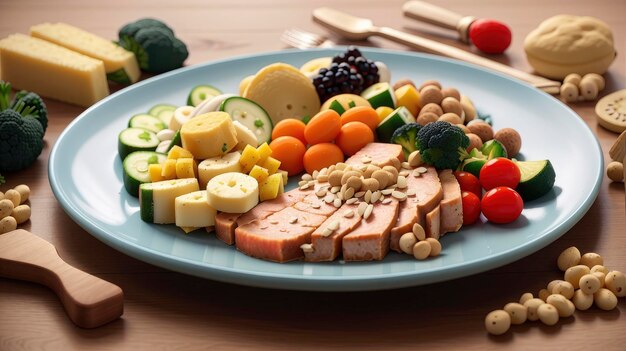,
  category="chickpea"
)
[606,161,624,182]
[417,112,439,126]
[546,294,575,318]
[547,280,565,292]
[590,265,609,275]
[579,252,603,268]
[537,304,559,326]
[438,113,462,125]
[564,265,590,289]
[519,292,534,305]
[412,240,431,260]
[466,121,493,143]
[559,82,579,102]
[572,289,593,310]
[425,238,441,257]
[0,216,17,234]
[594,288,618,311]
[523,298,544,321]
[557,246,581,271]
[418,79,442,91]
[503,302,527,325]
[578,274,601,295]
[484,310,511,335]
[419,86,443,106]
[0,199,14,219]
[604,271,626,297]
[551,281,575,299]
[593,272,606,286]
[441,87,461,101]
[399,232,417,254]
[14,184,30,204]
[538,288,551,302]
[12,205,31,225]
[419,103,443,117]
[4,189,21,208]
